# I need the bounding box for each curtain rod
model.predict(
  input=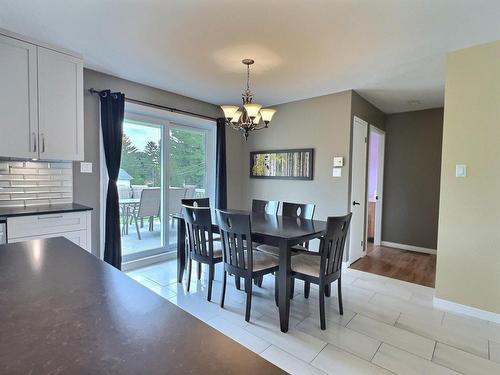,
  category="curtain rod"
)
[88,88,218,121]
